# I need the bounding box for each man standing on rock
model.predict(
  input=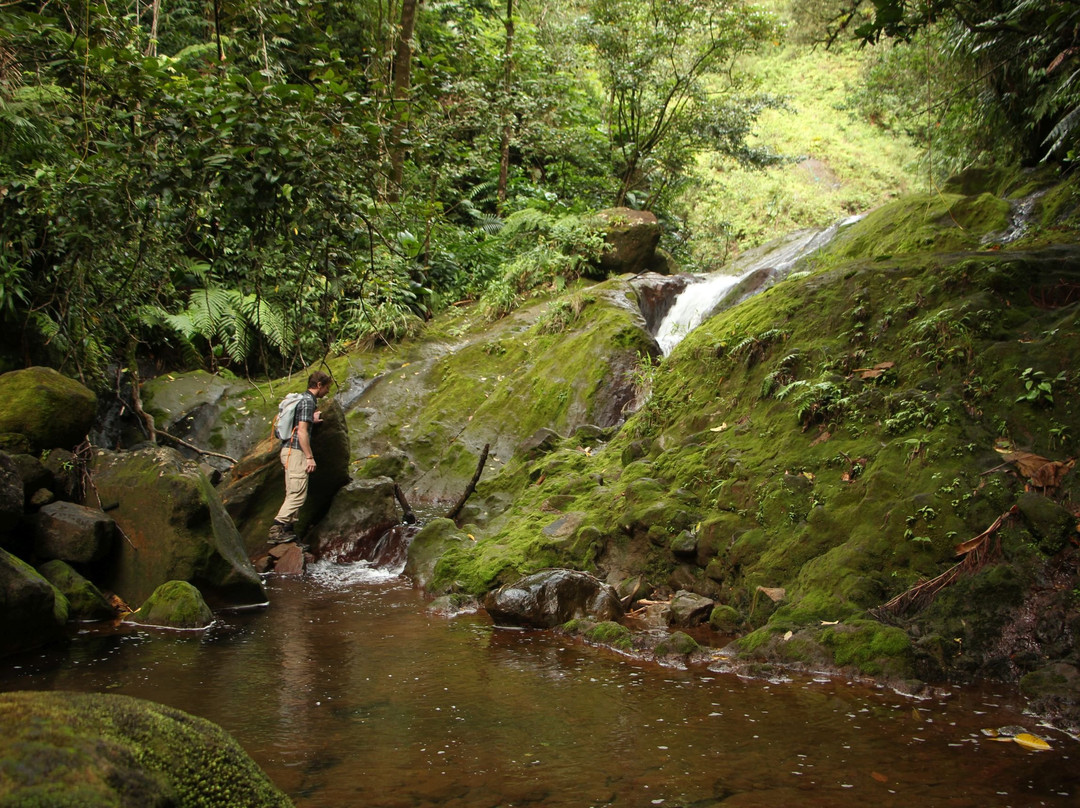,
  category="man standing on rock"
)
[268,370,332,545]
